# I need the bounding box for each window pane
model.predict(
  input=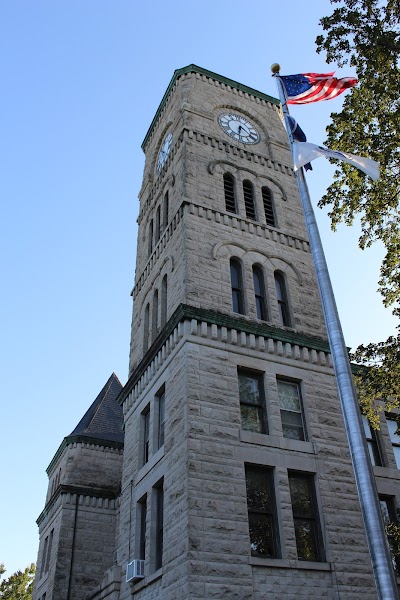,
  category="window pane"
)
[289,473,323,562]
[277,382,301,411]
[281,410,305,441]
[239,375,261,406]
[362,415,373,438]
[293,519,319,561]
[230,260,244,314]
[155,485,164,570]
[253,267,267,321]
[387,419,400,443]
[245,467,279,558]
[158,392,165,448]
[232,290,241,314]
[246,468,273,512]
[380,499,392,526]
[367,442,378,466]
[393,446,400,469]
[248,514,275,557]
[274,272,291,327]
[253,269,262,295]
[289,476,313,517]
[241,404,264,432]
